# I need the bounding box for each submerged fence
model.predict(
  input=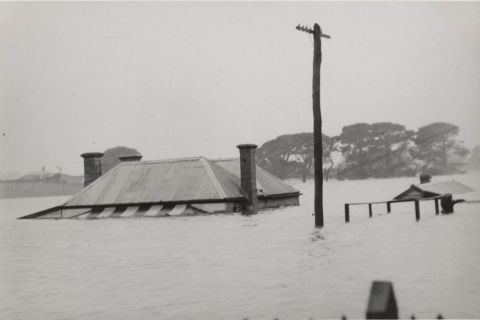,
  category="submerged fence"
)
[344,196,444,223]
